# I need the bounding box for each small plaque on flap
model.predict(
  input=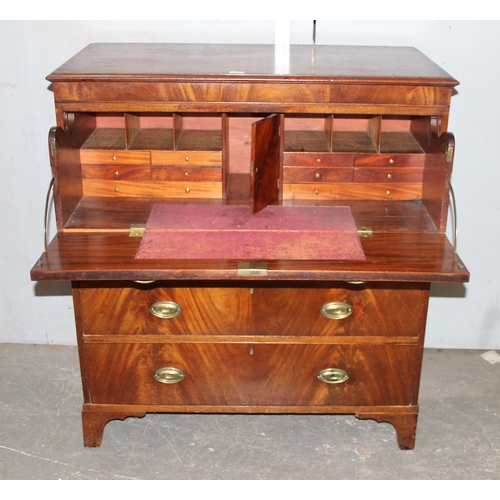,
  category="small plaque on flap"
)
[237,262,268,276]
